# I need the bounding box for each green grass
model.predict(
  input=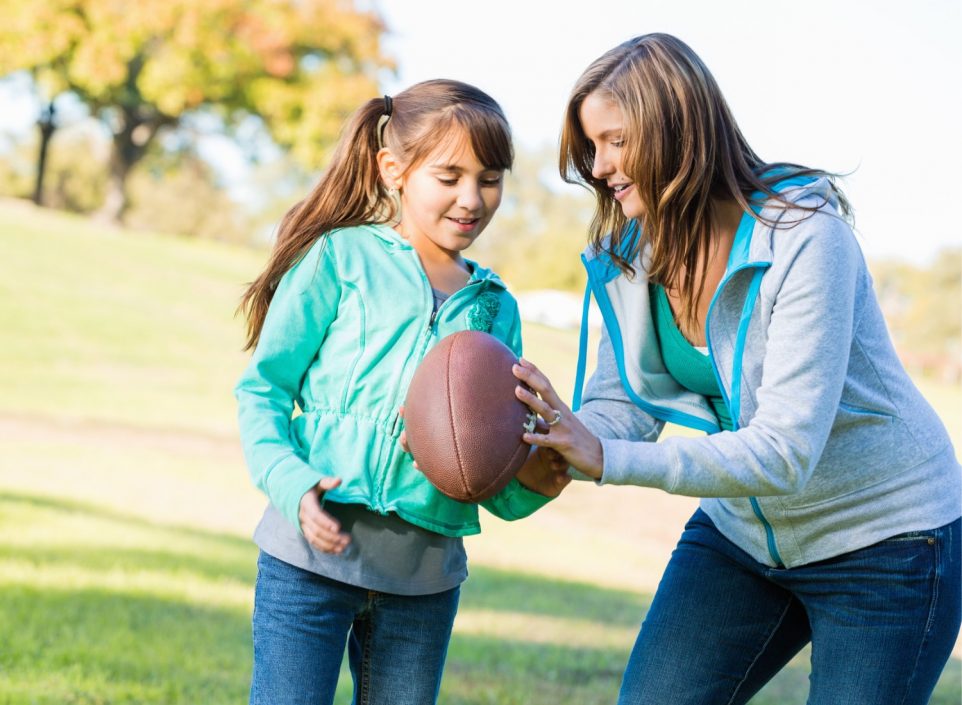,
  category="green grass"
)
[0,198,959,704]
